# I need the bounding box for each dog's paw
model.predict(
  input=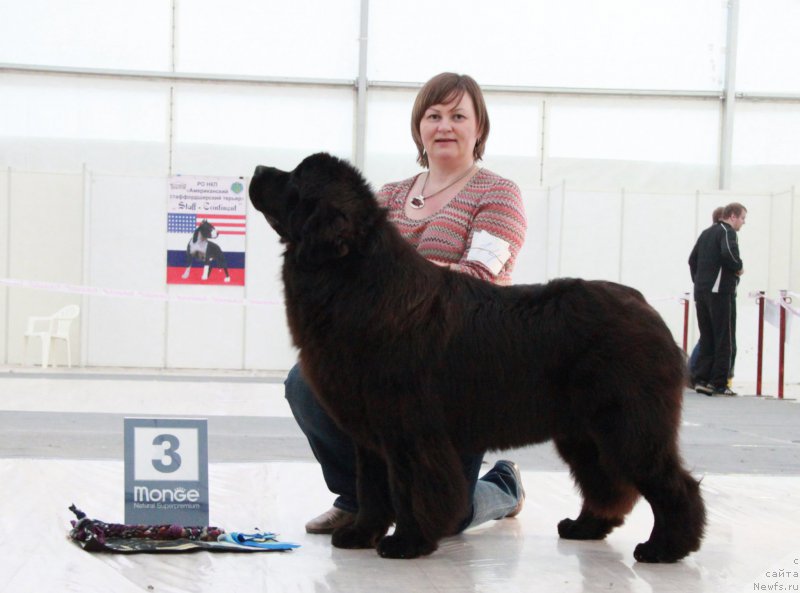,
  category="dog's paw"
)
[558,518,583,539]
[224,277,231,283]
[331,525,378,550]
[181,270,190,279]
[377,534,436,559]
[633,541,683,563]
[557,515,616,540]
